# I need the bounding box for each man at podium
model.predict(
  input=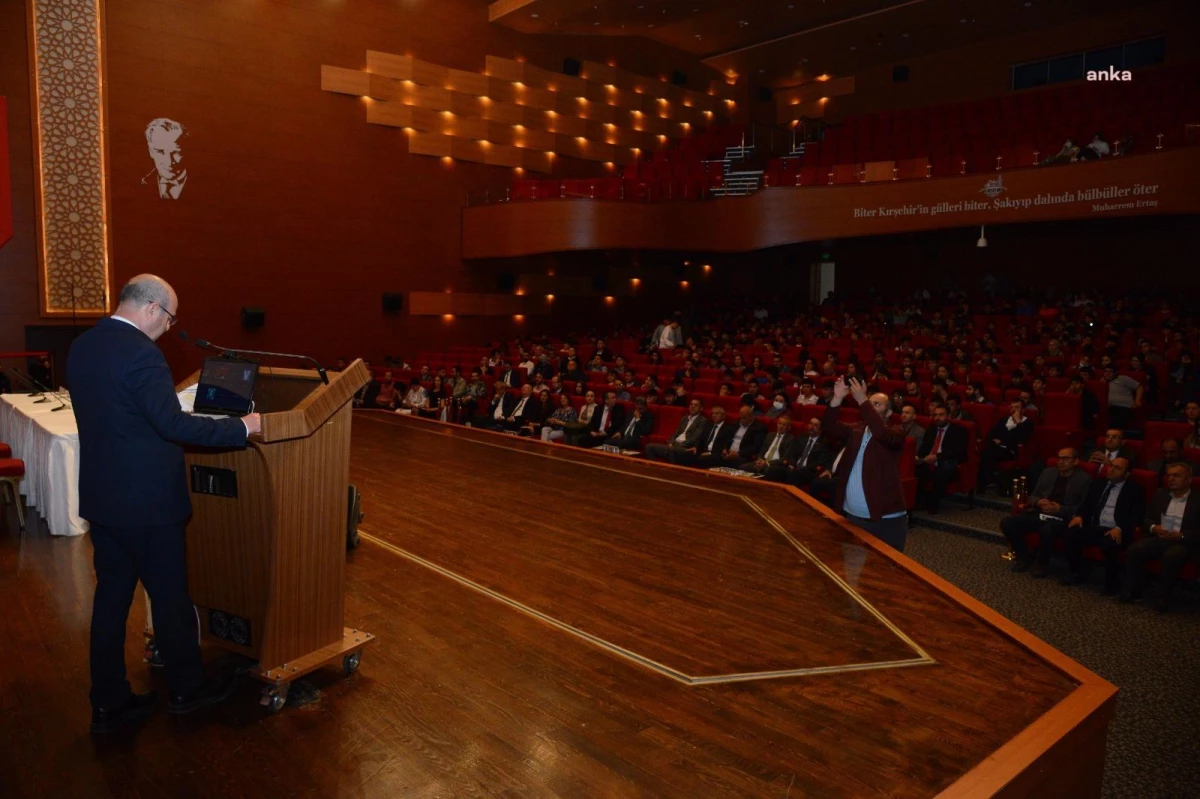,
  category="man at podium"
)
[67,274,262,734]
